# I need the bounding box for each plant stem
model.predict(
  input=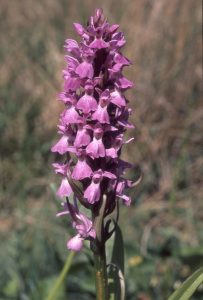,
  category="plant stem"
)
[46,251,75,300]
[94,244,108,300]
